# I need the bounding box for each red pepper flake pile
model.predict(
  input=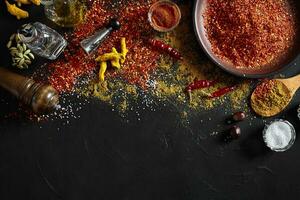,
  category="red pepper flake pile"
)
[252,79,275,100]
[204,0,297,69]
[42,0,160,93]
